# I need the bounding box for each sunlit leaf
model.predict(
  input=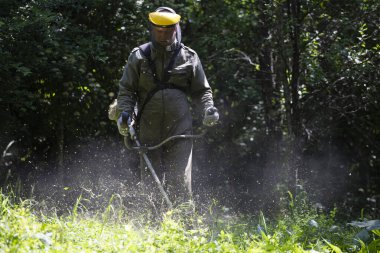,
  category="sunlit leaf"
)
[324,239,342,253]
